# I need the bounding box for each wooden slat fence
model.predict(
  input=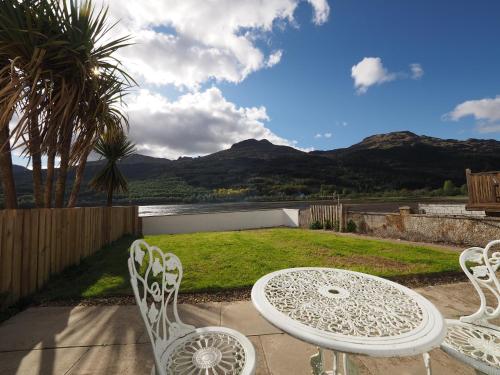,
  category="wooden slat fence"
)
[299,204,345,231]
[0,206,141,309]
[466,169,500,211]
